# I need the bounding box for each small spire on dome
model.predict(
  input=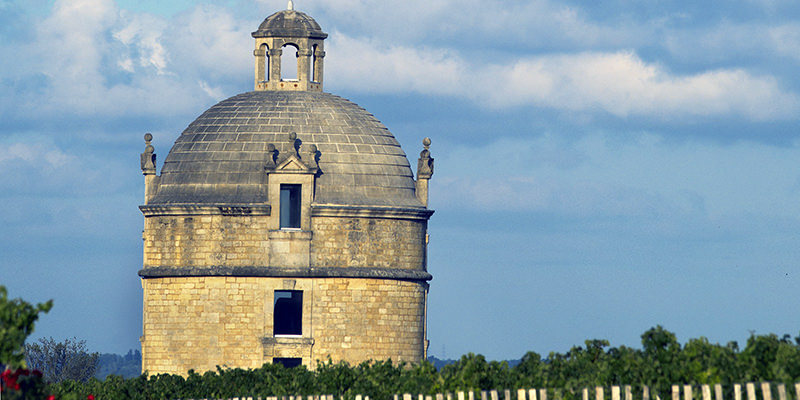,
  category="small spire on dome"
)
[287,0,294,10]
